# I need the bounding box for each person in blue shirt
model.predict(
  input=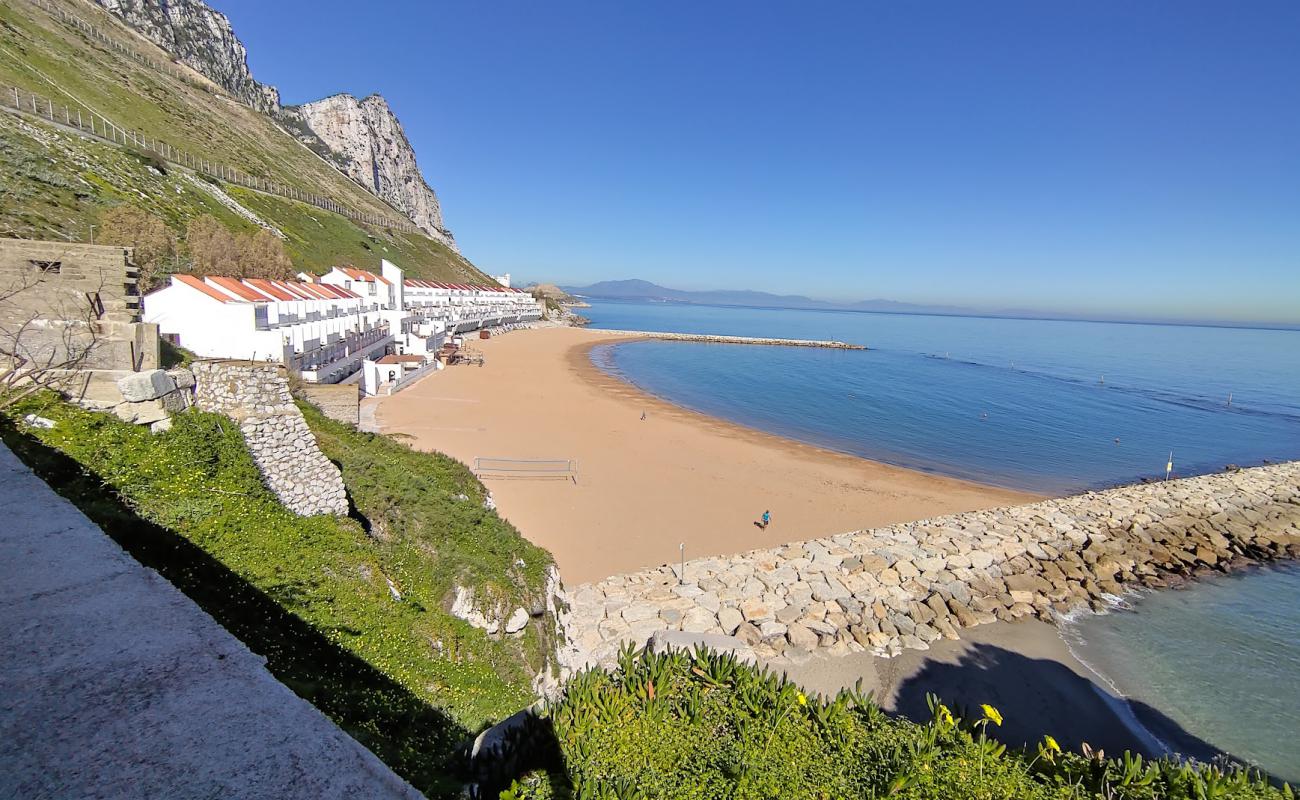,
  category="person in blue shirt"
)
[760,510,771,529]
